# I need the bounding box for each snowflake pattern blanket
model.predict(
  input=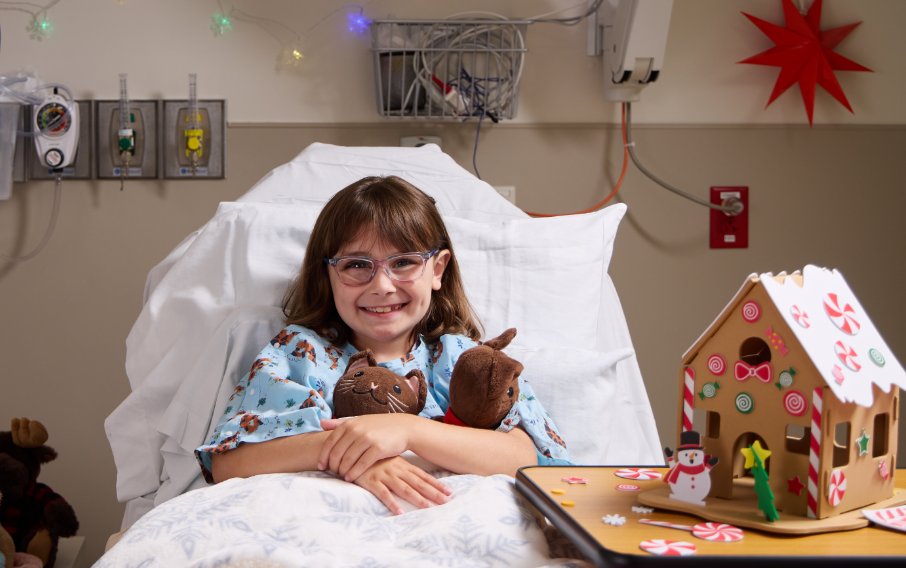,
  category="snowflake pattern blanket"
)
[96,472,584,568]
